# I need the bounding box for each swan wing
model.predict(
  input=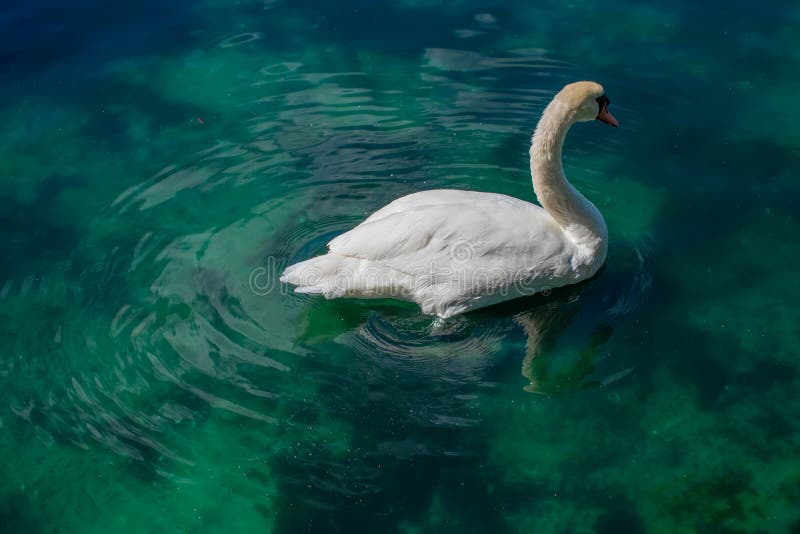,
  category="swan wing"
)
[328,189,573,283]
